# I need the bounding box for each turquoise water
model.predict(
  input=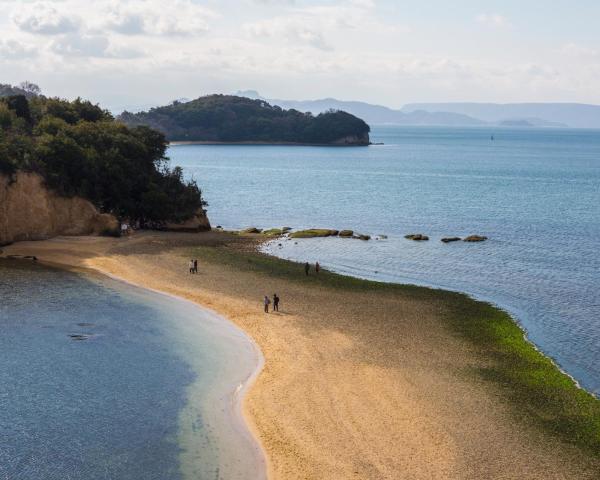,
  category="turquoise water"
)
[0,260,264,479]
[170,125,600,394]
